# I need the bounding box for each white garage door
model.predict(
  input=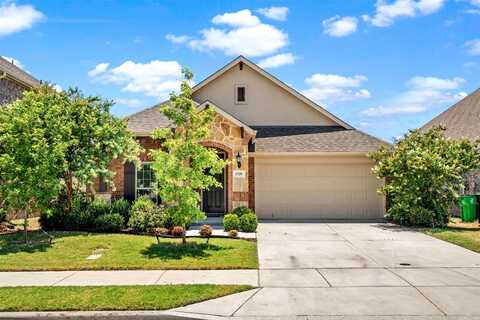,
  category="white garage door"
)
[255,155,385,220]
